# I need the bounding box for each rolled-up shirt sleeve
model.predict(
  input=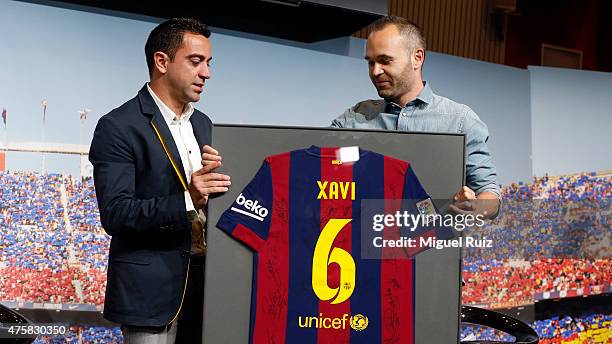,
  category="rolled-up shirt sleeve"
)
[462,109,501,198]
